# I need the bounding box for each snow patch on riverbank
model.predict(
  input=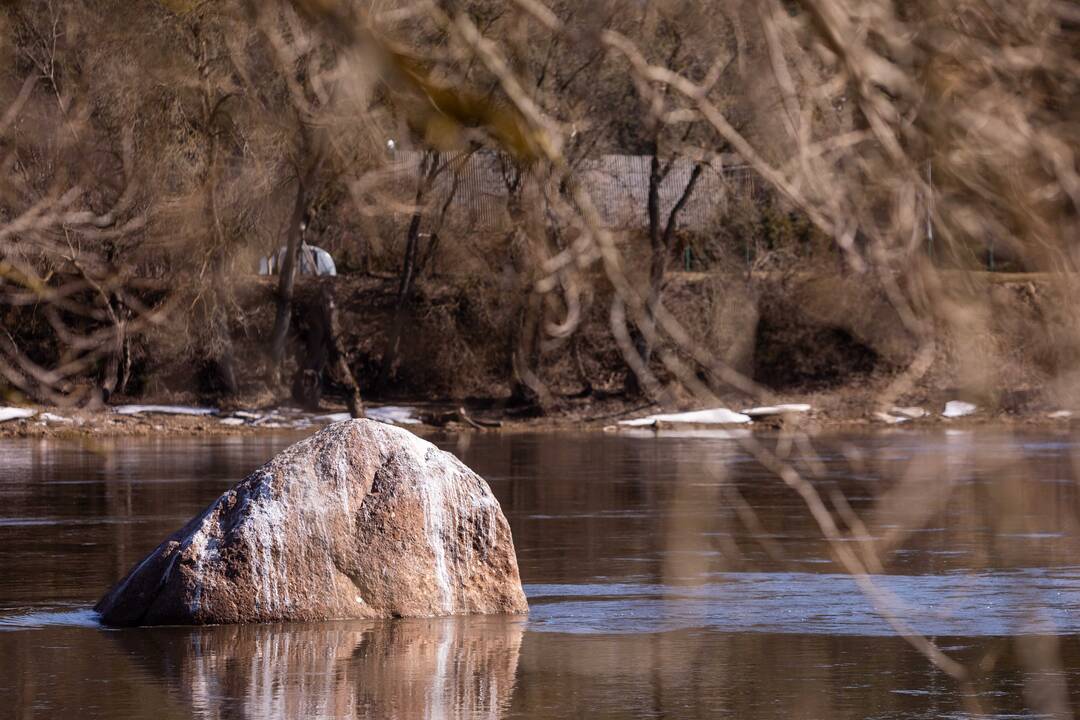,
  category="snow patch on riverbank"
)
[113,405,218,416]
[741,404,811,418]
[619,408,752,427]
[0,407,36,423]
[314,406,419,425]
[942,401,977,418]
